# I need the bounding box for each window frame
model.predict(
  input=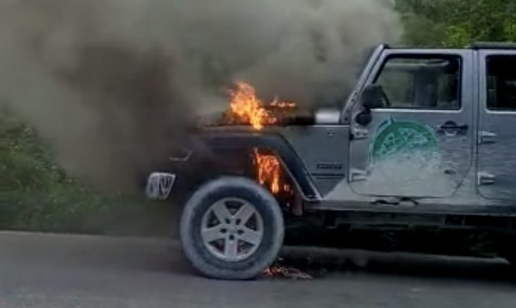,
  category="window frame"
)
[370,54,463,111]
[485,54,516,112]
